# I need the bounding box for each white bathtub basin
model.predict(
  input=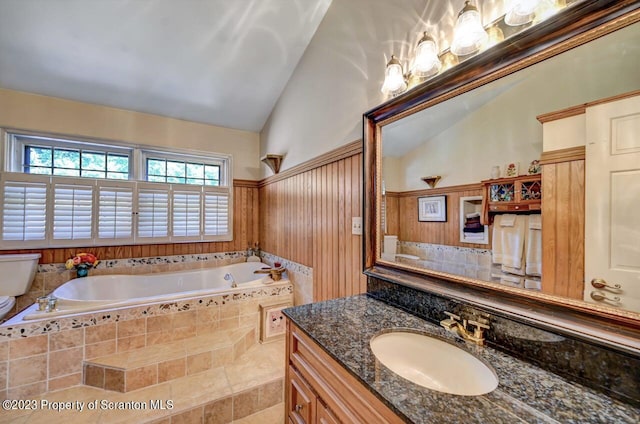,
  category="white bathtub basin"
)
[370,331,498,396]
